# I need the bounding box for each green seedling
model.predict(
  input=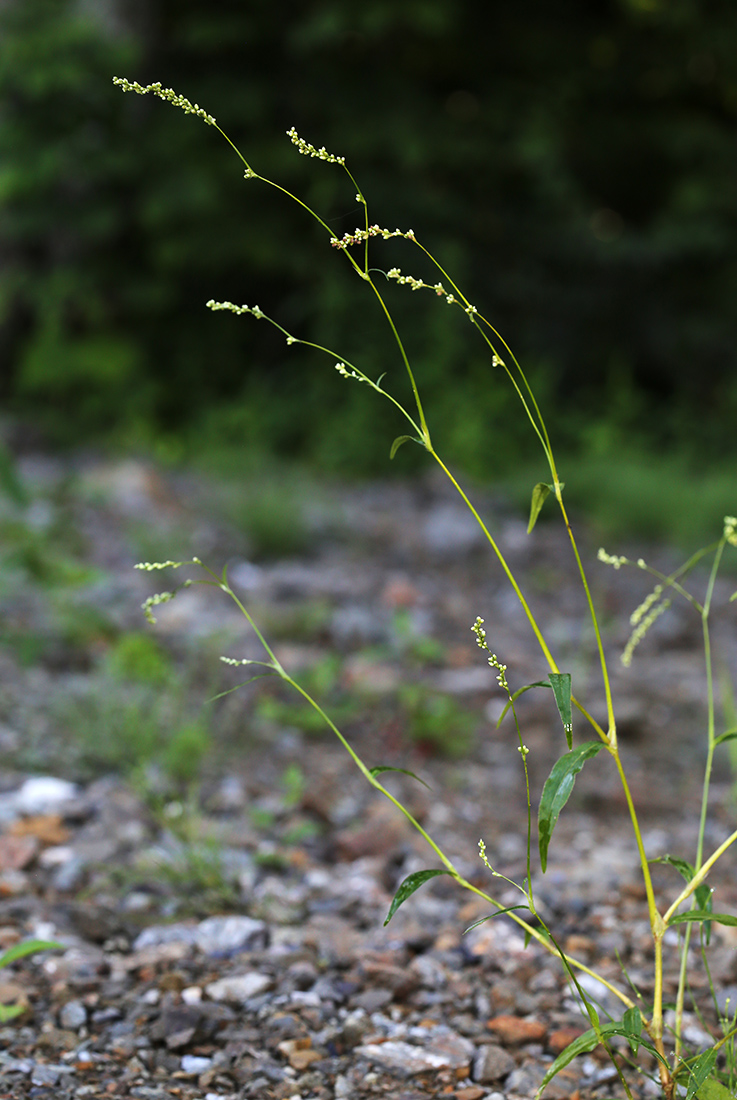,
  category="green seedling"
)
[119,77,737,1100]
[0,940,64,1022]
